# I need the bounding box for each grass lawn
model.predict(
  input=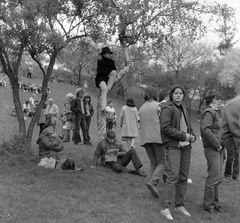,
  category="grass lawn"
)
[0,73,239,223]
